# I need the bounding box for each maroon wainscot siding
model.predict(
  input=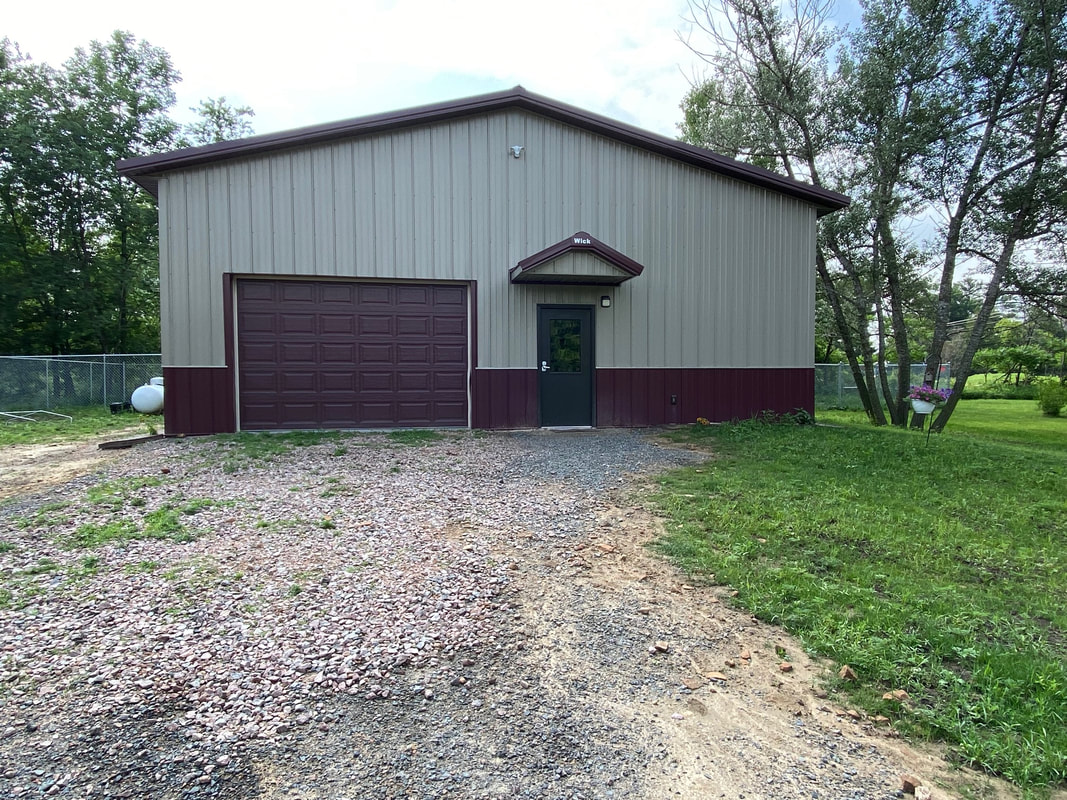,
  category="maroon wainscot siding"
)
[163,367,236,435]
[471,367,814,429]
[471,369,539,429]
[595,368,815,426]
